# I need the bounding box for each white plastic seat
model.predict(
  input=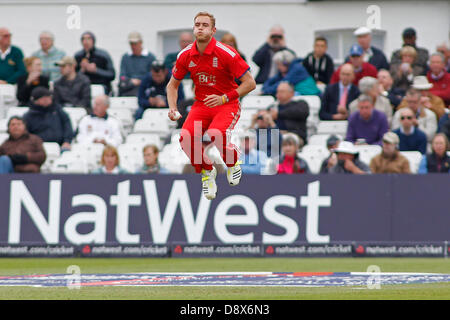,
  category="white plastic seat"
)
[41,142,61,173]
[63,107,87,131]
[241,95,275,110]
[0,84,18,118]
[118,143,144,173]
[6,106,29,120]
[316,120,348,136]
[125,133,162,149]
[0,133,8,145]
[354,144,382,166]
[297,151,328,174]
[0,119,7,133]
[182,79,194,100]
[293,95,321,137]
[108,108,133,130]
[70,143,105,172]
[90,84,105,98]
[109,97,138,111]
[400,151,423,174]
[50,152,88,174]
[301,145,331,159]
[133,118,170,135]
